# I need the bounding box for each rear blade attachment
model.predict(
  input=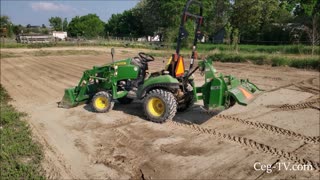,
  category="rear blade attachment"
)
[228,79,262,106]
